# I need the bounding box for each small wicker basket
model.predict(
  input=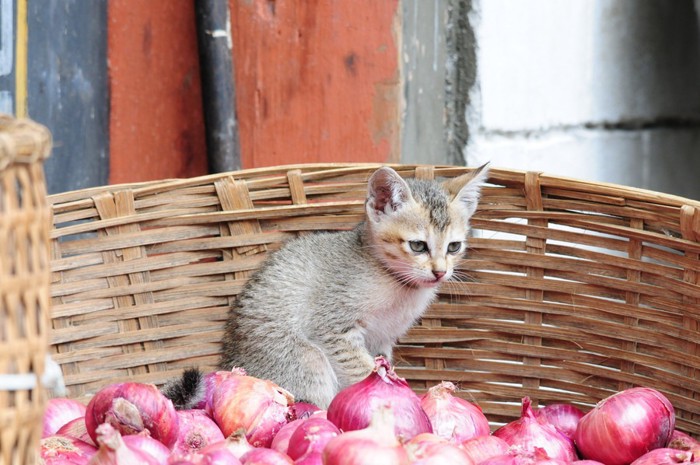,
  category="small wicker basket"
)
[48,163,700,436]
[0,115,53,465]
